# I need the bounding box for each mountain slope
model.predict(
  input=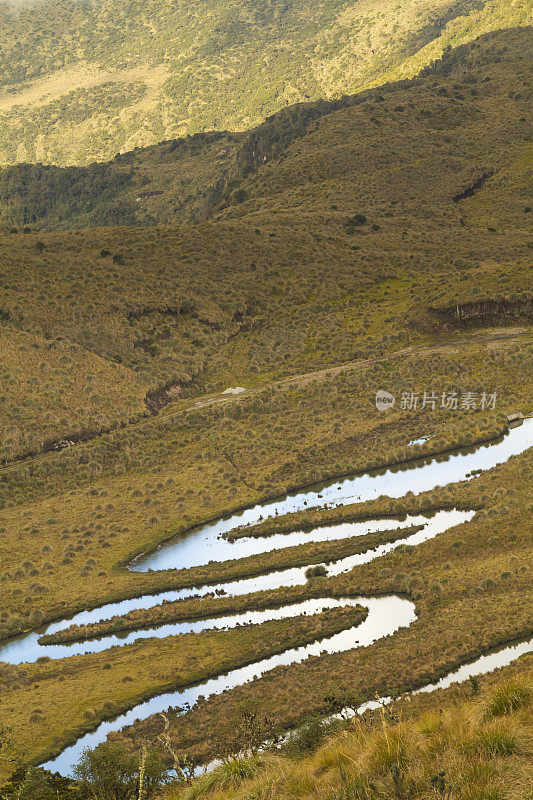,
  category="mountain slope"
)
[0,28,531,785]
[1,25,531,230]
[0,28,530,463]
[0,0,531,166]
